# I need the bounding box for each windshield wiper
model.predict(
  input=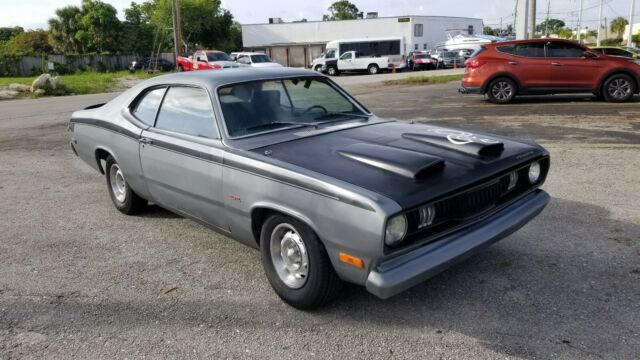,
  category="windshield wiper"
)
[314,112,371,121]
[244,121,316,132]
